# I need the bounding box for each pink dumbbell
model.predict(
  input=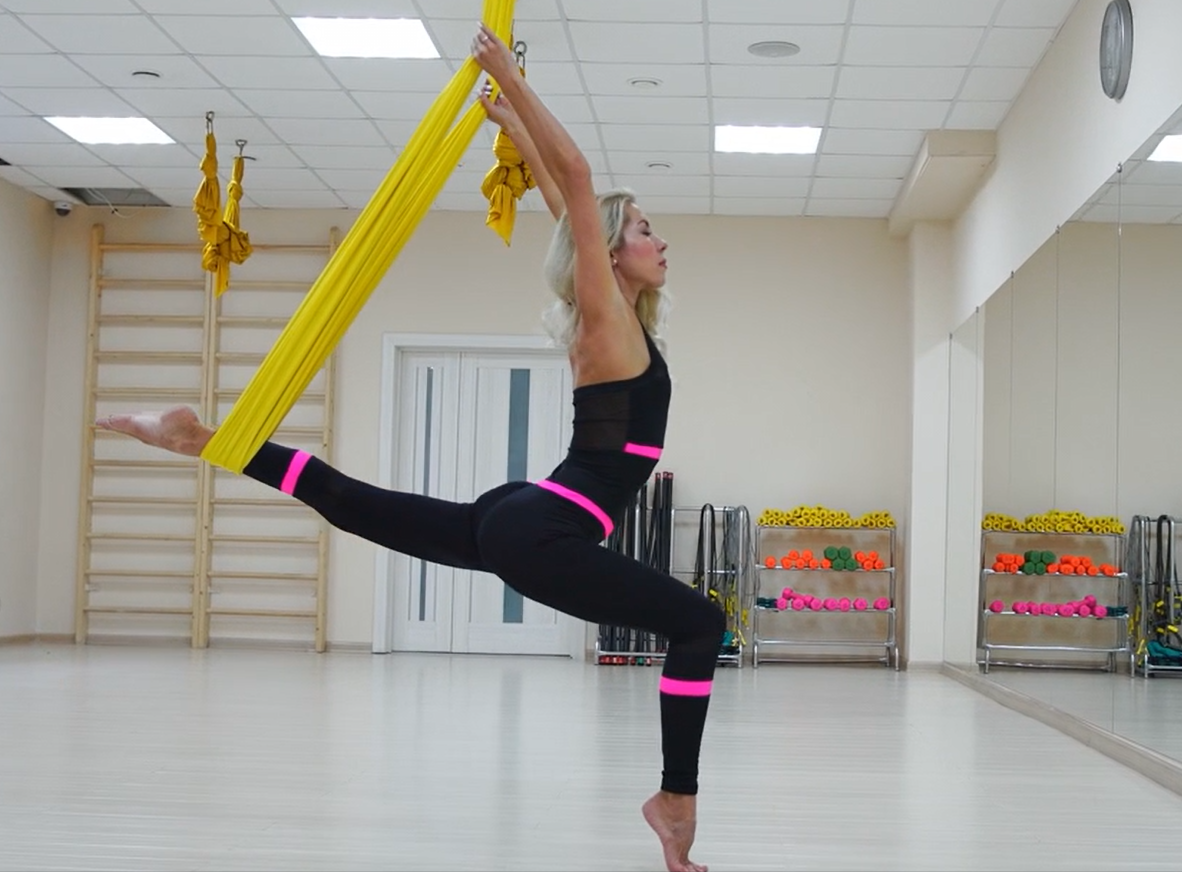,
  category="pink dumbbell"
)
[873,597,891,610]
[853,598,868,611]
[776,597,788,610]
[989,600,1005,613]
[1094,604,1108,618]
[1013,601,1029,615]
[791,597,806,610]
[838,597,851,612]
